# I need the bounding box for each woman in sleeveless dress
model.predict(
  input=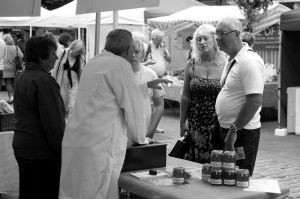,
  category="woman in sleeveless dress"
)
[180,24,227,163]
